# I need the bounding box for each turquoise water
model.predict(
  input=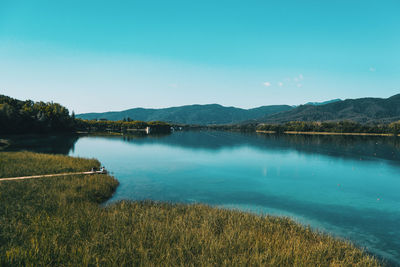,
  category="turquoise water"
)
[7,131,400,264]
[65,131,400,264]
